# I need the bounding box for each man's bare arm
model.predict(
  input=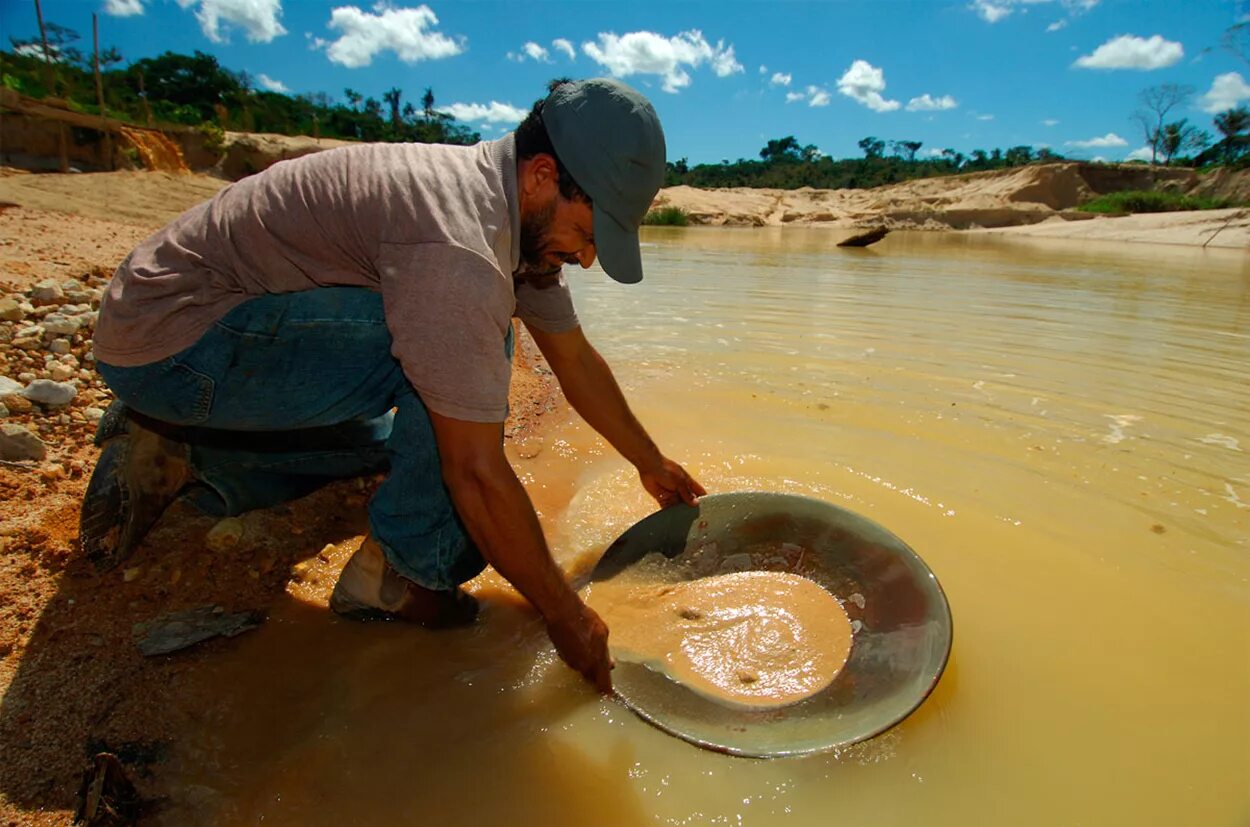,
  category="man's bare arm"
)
[427,411,612,691]
[525,324,706,507]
